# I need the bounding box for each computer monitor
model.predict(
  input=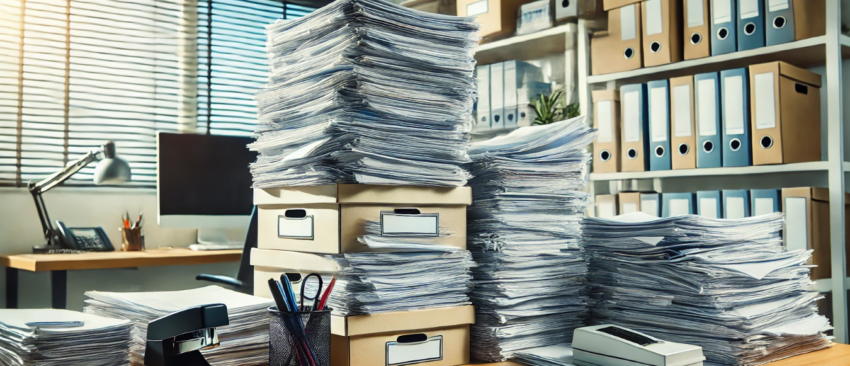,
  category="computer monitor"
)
[157,132,257,245]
